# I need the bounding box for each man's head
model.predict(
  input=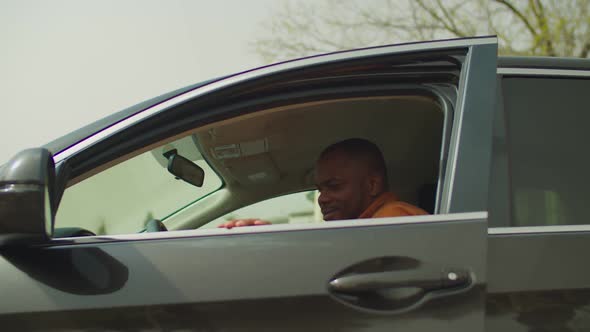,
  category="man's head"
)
[314,138,388,221]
